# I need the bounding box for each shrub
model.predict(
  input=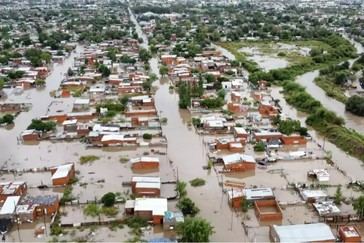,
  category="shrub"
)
[189,178,206,187]
[177,197,200,216]
[27,119,56,132]
[0,114,14,125]
[254,141,265,152]
[176,181,187,198]
[79,155,100,165]
[143,133,152,140]
[83,203,101,217]
[102,206,118,217]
